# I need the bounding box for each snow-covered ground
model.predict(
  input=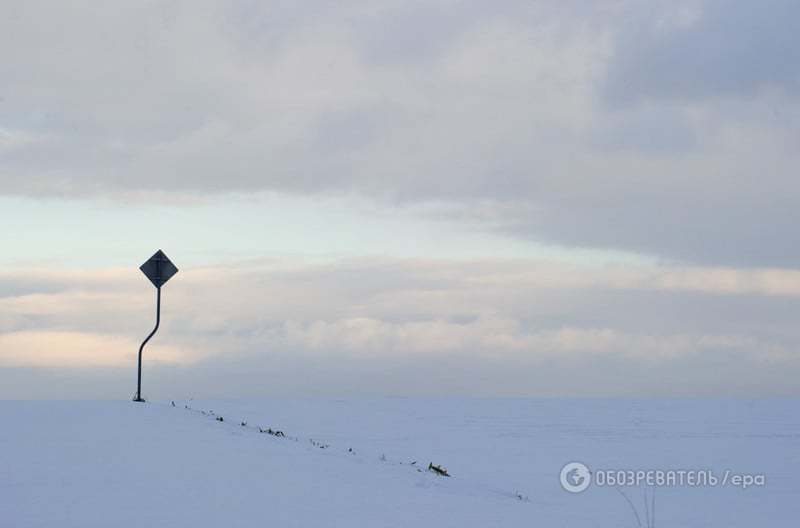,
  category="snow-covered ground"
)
[2,398,798,527]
